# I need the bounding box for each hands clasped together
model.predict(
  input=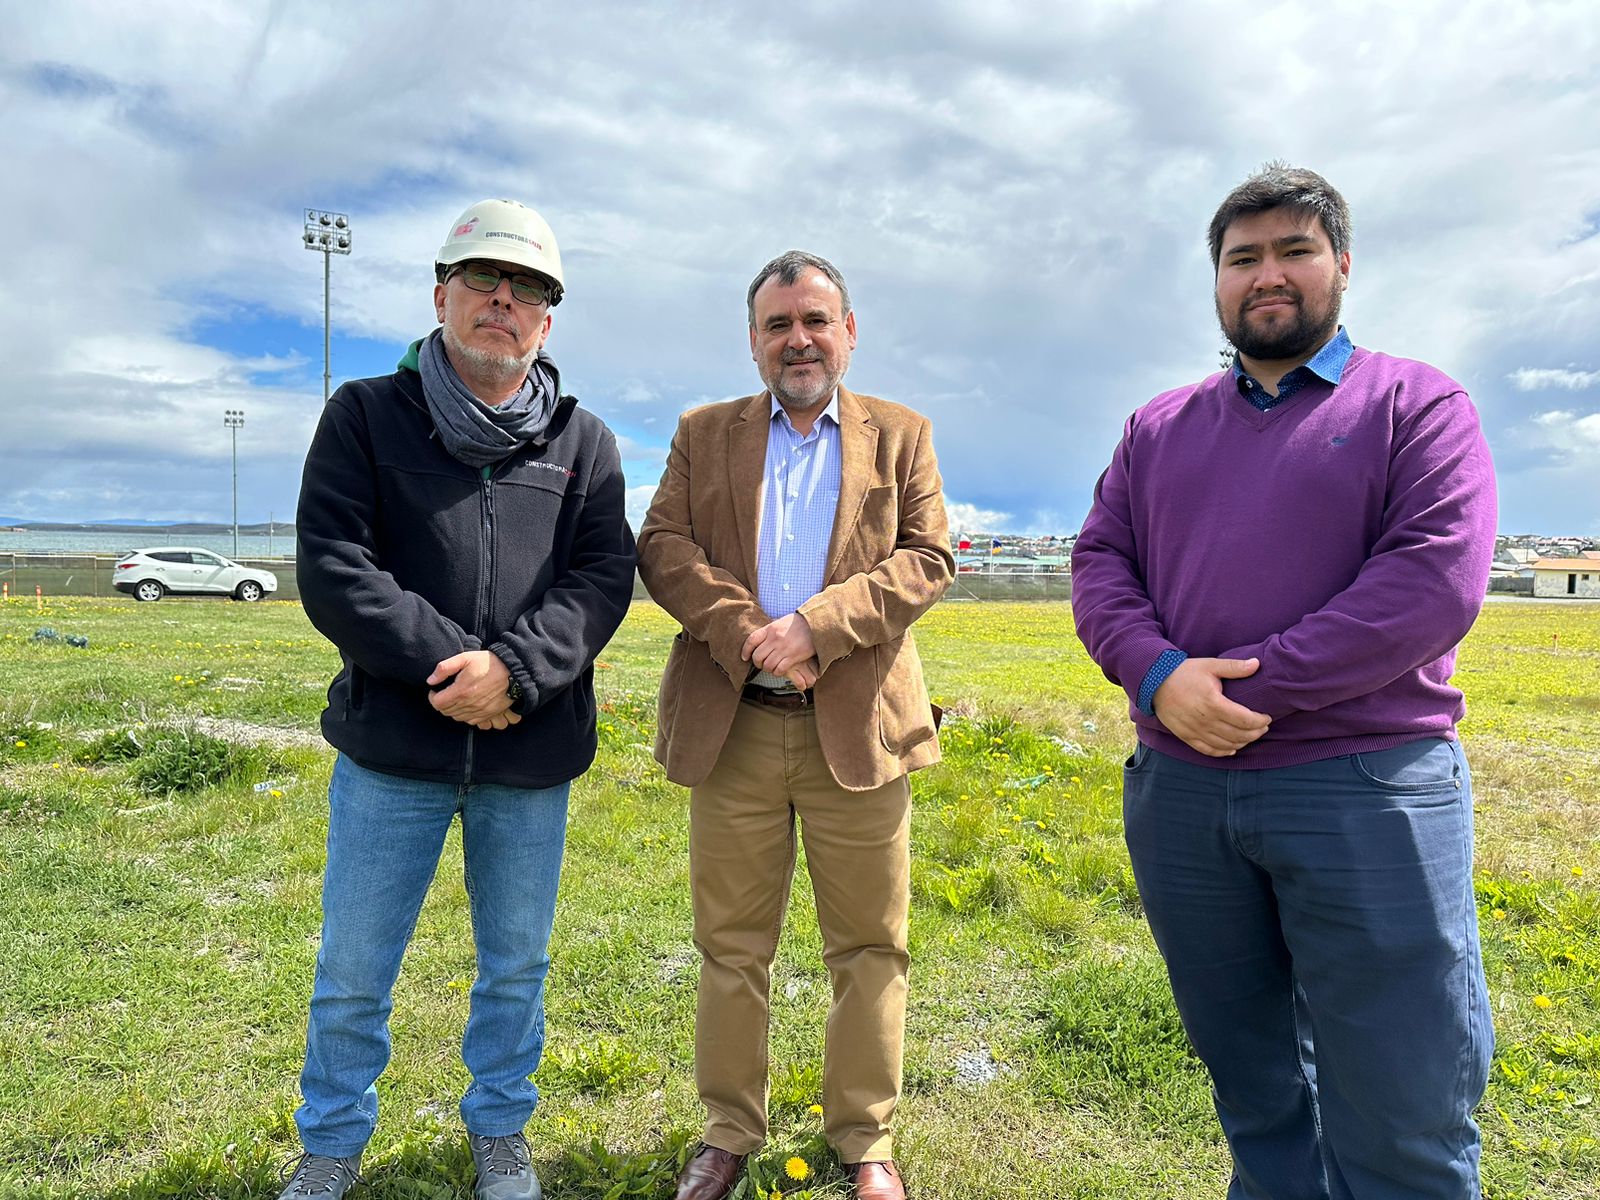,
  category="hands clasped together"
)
[1152,656,1271,758]
[741,612,821,691]
[423,614,823,736]
[426,651,521,731]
